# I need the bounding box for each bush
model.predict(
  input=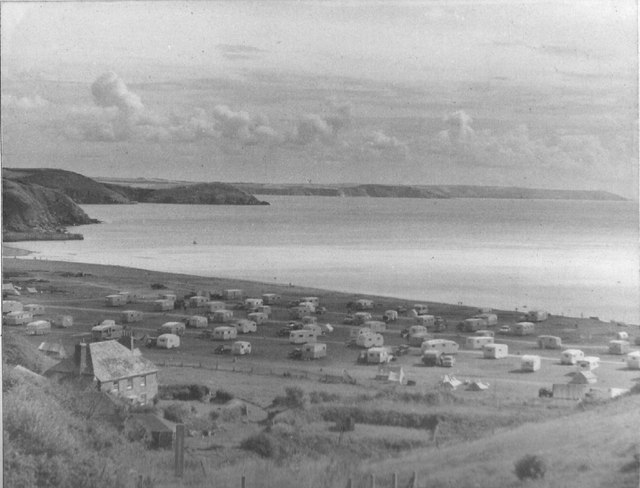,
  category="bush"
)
[309,391,341,404]
[163,404,190,423]
[273,387,306,409]
[240,433,276,458]
[515,454,547,480]
[212,389,234,403]
[150,283,167,289]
